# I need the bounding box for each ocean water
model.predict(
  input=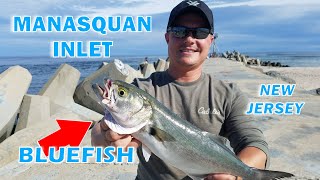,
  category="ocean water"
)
[245,52,320,67]
[0,52,319,94]
[0,56,166,94]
